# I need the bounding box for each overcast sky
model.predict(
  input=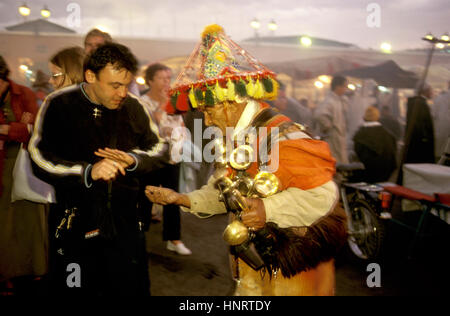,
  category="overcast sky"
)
[1,0,449,50]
